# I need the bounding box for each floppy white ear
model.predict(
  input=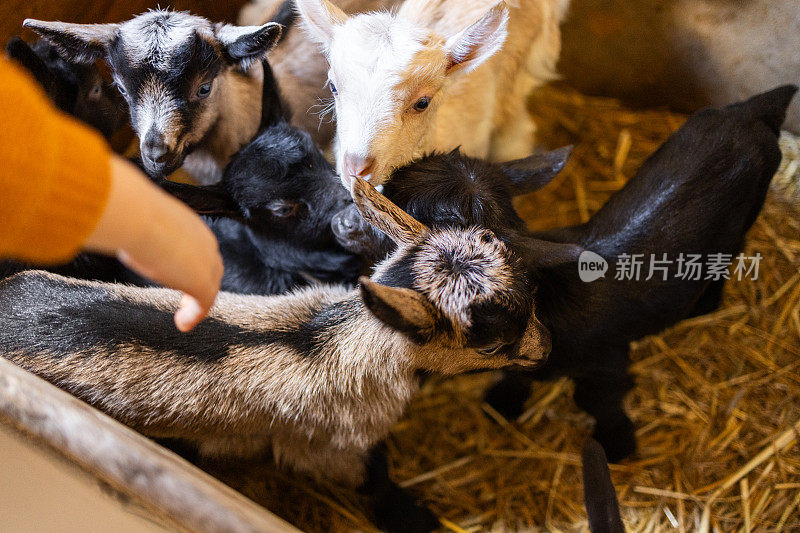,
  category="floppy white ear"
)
[294,0,348,49]
[444,3,509,75]
[23,19,119,63]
